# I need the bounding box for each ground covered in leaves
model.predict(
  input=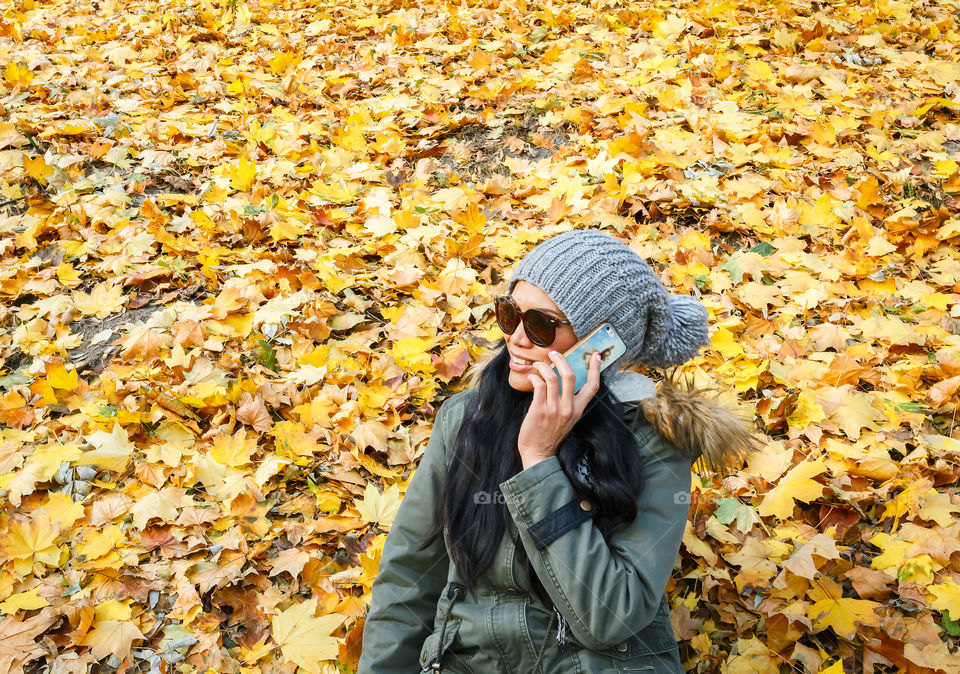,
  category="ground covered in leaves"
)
[1,0,960,671]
